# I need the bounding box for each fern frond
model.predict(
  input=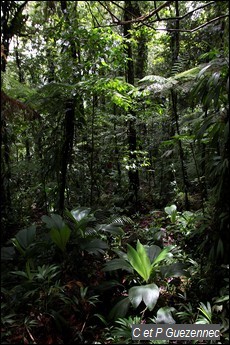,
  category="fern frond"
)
[110,215,134,225]
[171,52,191,76]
